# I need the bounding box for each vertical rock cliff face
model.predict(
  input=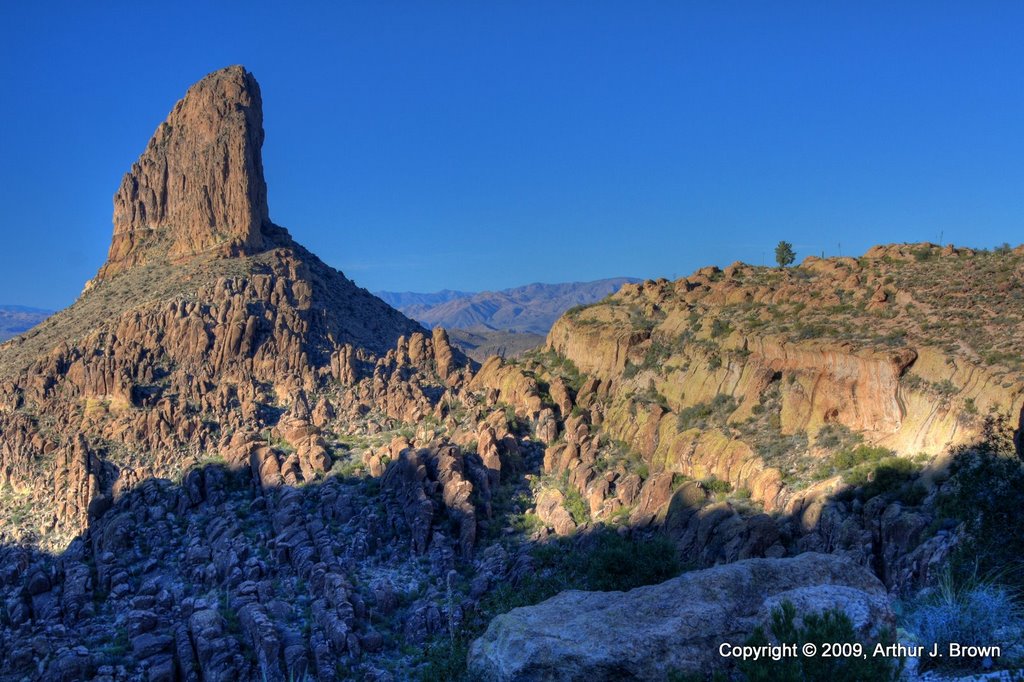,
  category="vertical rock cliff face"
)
[98,66,272,280]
